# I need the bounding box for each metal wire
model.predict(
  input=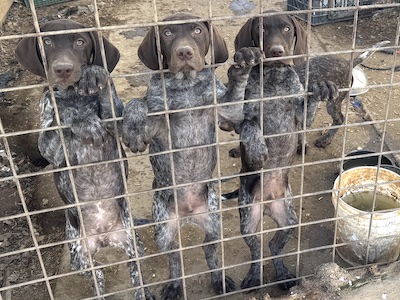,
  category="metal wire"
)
[1,0,400,299]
